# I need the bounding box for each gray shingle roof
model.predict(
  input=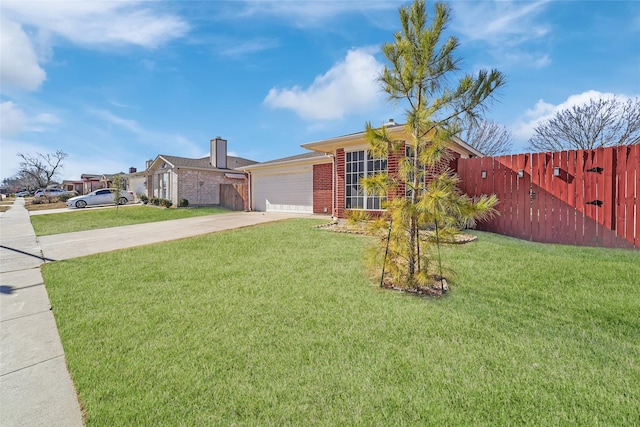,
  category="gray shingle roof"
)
[159,155,257,170]
[253,151,328,166]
